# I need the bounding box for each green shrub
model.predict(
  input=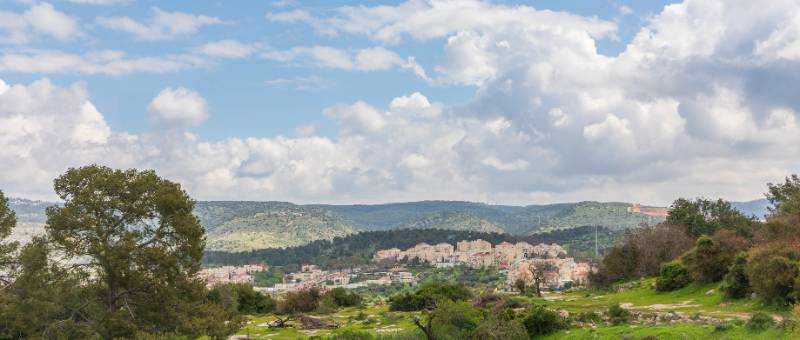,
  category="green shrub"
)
[721,252,750,299]
[574,311,602,324]
[208,283,277,314]
[473,316,528,340]
[278,288,322,314]
[325,287,363,307]
[388,282,472,311]
[745,244,800,305]
[655,261,691,292]
[714,322,732,332]
[746,312,775,331]
[521,305,565,337]
[607,303,631,325]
